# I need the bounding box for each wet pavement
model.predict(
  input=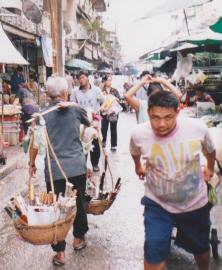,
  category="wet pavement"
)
[0,112,222,270]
